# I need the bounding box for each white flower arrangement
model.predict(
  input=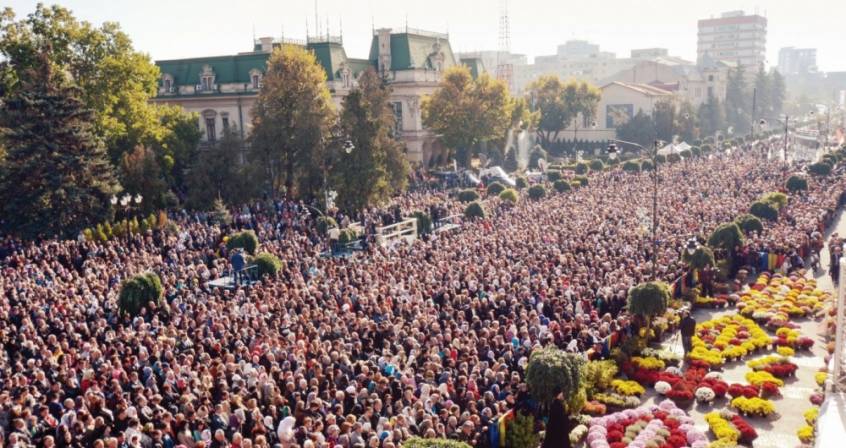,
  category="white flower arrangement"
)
[569,424,588,444]
[665,366,682,376]
[704,372,723,381]
[695,387,716,403]
[655,381,672,395]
